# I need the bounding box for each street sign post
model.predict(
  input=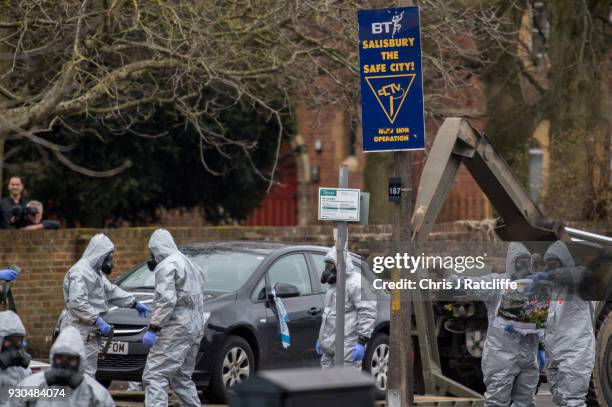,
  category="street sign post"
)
[358,5,420,405]
[358,7,425,152]
[317,167,361,367]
